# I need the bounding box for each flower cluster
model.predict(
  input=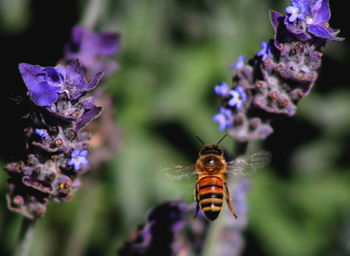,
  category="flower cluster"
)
[118,201,187,256]
[4,60,103,219]
[213,0,342,141]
